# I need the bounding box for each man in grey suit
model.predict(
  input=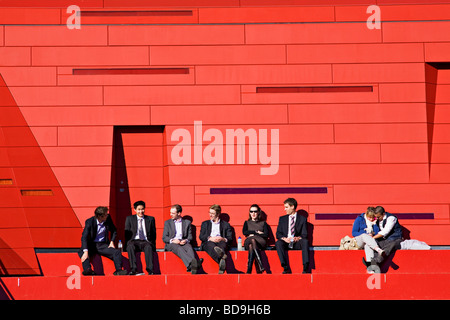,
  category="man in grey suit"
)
[162,204,203,274]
